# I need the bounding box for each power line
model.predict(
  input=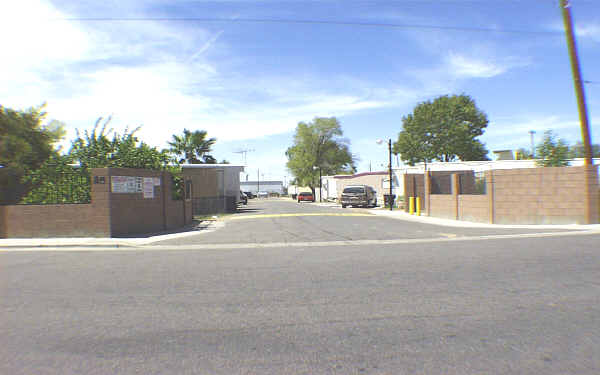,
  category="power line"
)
[49,17,561,35]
